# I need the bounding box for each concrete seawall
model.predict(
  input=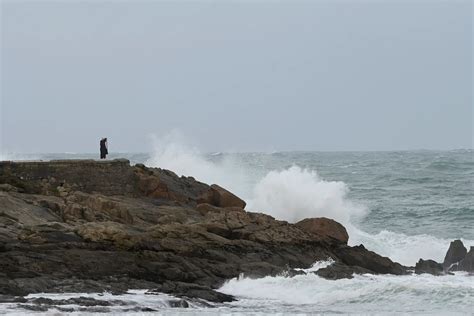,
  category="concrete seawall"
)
[0,159,136,195]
